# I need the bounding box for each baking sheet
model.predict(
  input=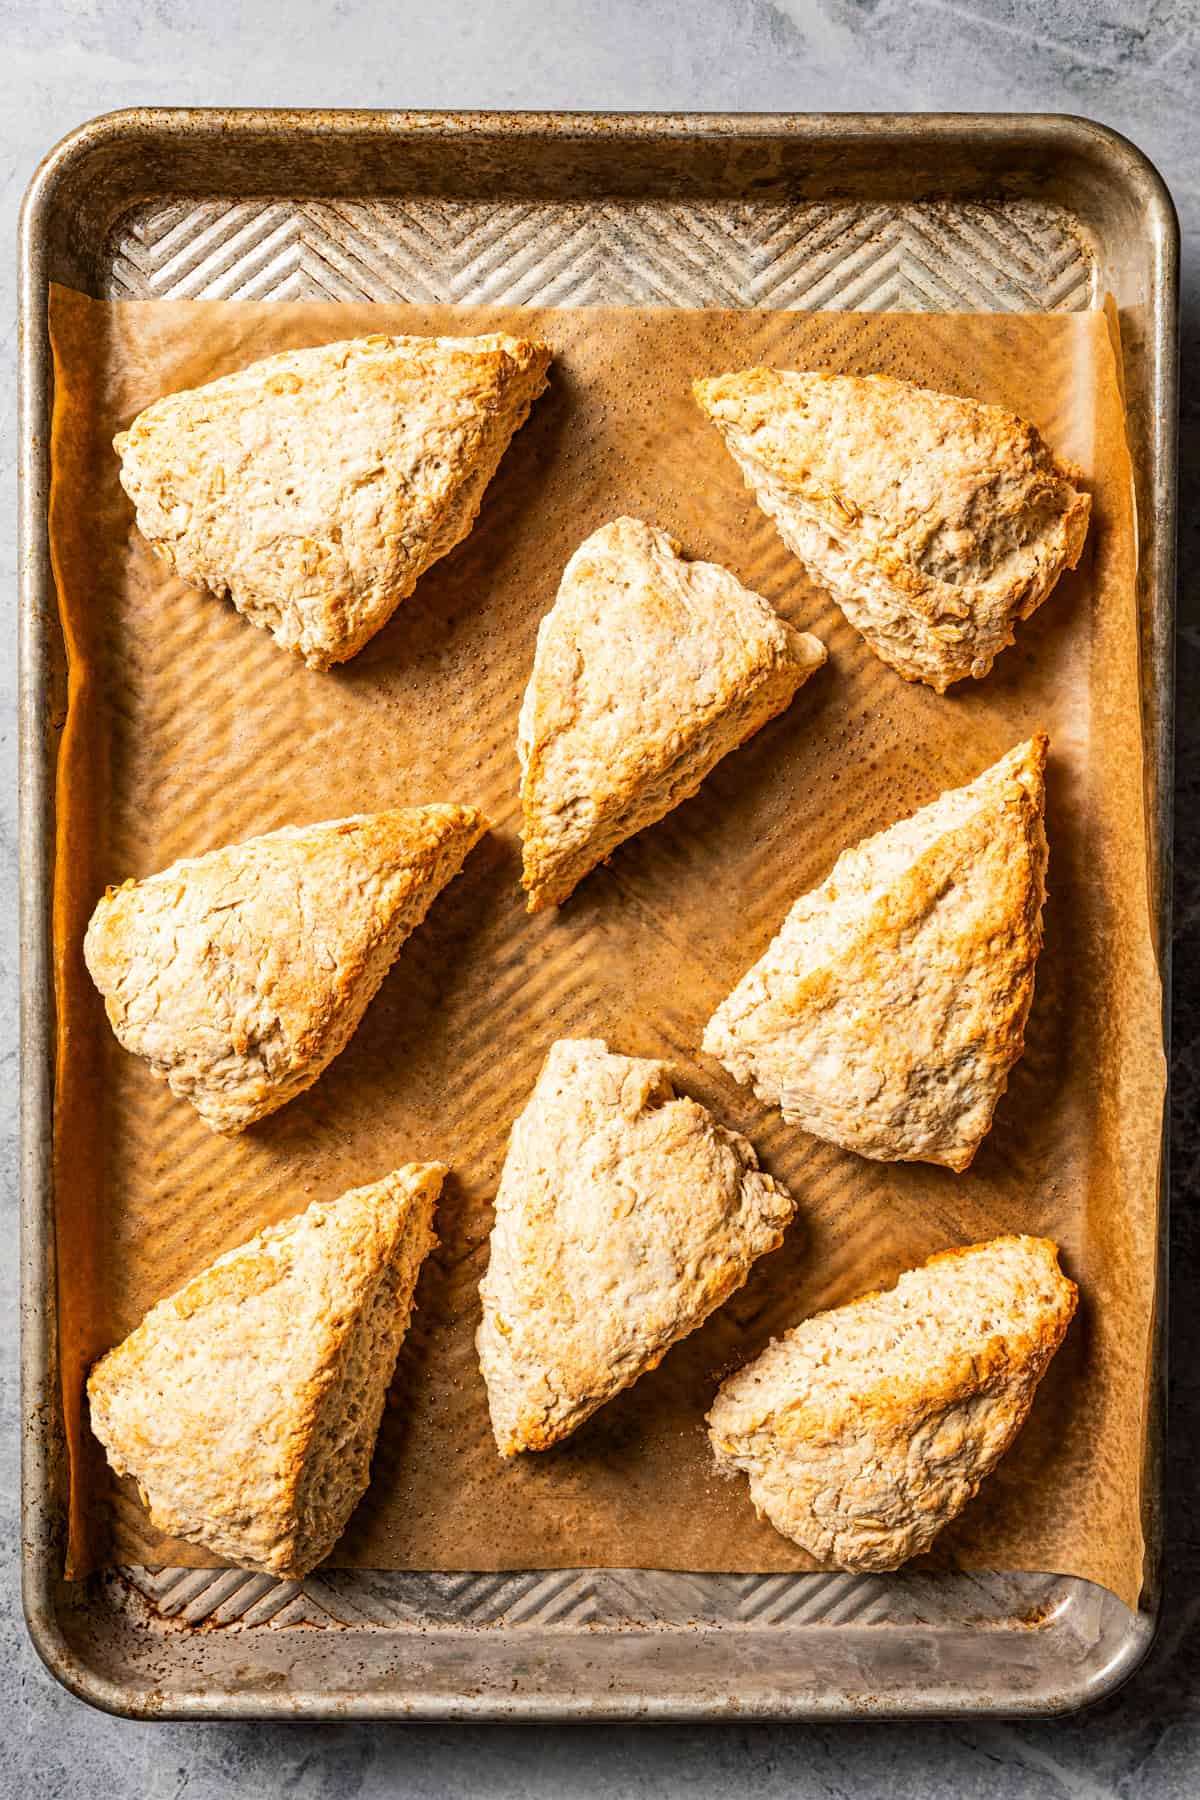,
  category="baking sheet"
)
[47,284,1163,1609]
